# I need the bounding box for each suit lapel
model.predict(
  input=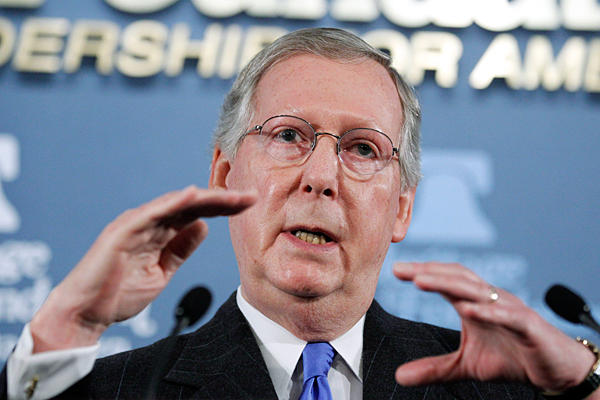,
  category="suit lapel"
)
[155,295,498,399]
[362,300,489,400]
[363,300,430,400]
[163,293,278,399]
